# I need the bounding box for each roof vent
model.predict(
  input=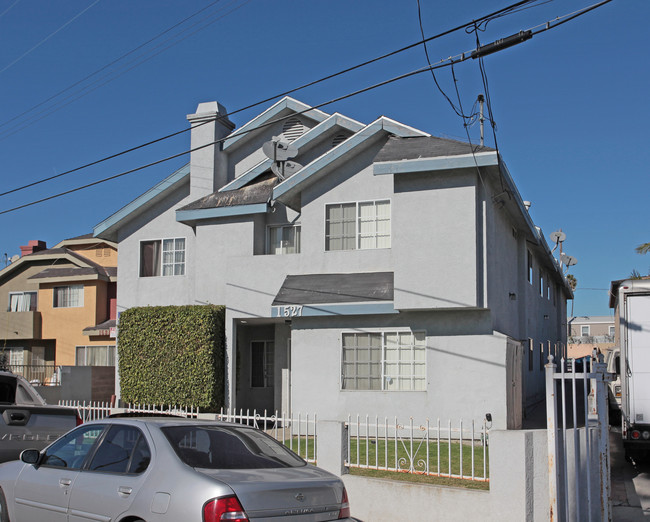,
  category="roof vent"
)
[282,118,306,142]
[332,133,348,147]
